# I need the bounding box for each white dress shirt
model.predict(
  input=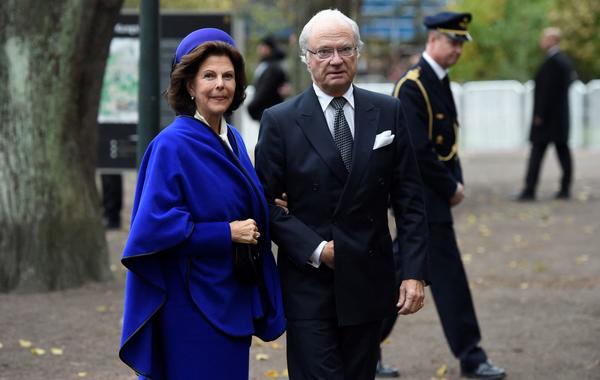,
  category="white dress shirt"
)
[423,51,448,81]
[307,84,356,267]
[194,110,232,151]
